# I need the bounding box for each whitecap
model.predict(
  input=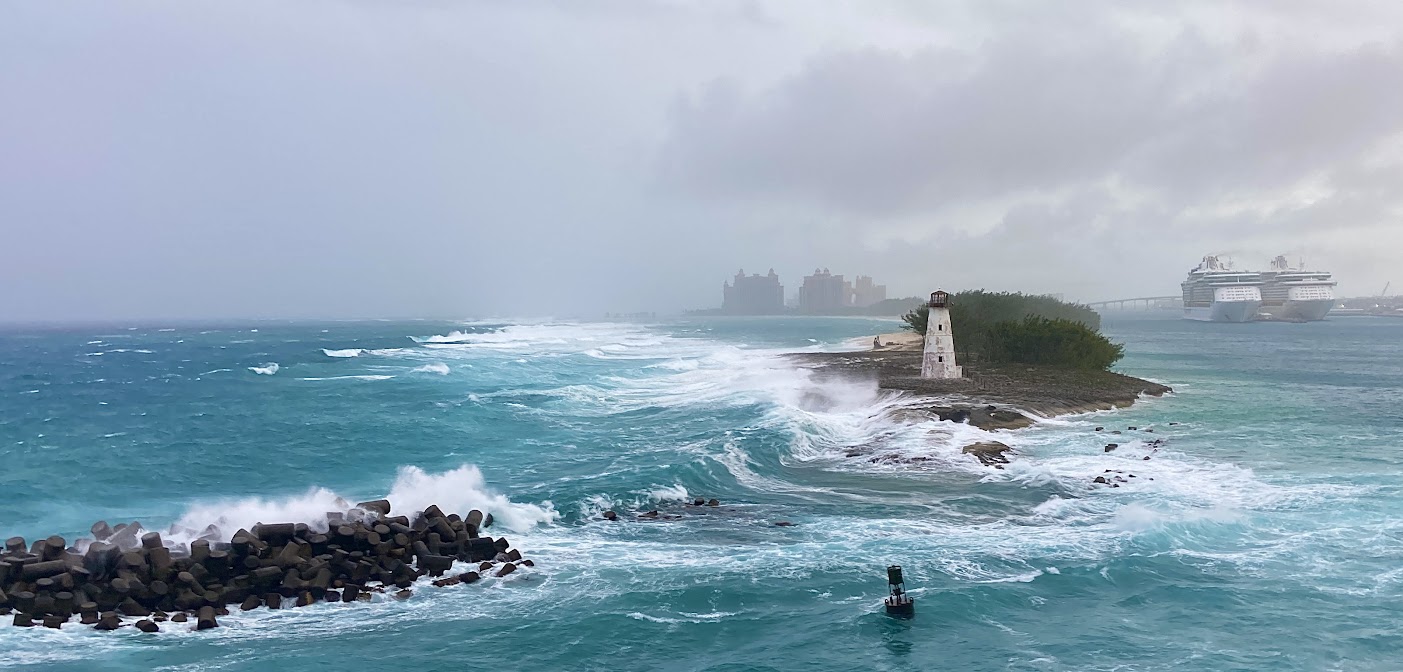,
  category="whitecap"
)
[297,375,394,382]
[160,463,554,546]
[248,363,280,375]
[646,484,690,502]
[322,348,364,358]
[384,464,558,531]
[412,362,451,375]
